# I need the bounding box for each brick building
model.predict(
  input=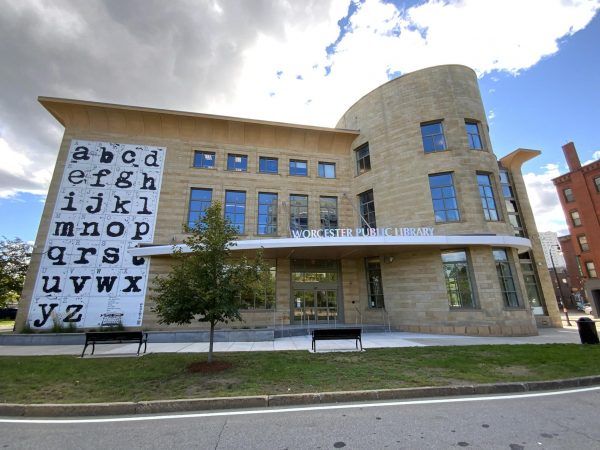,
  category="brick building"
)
[553,142,600,315]
[16,65,561,335]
